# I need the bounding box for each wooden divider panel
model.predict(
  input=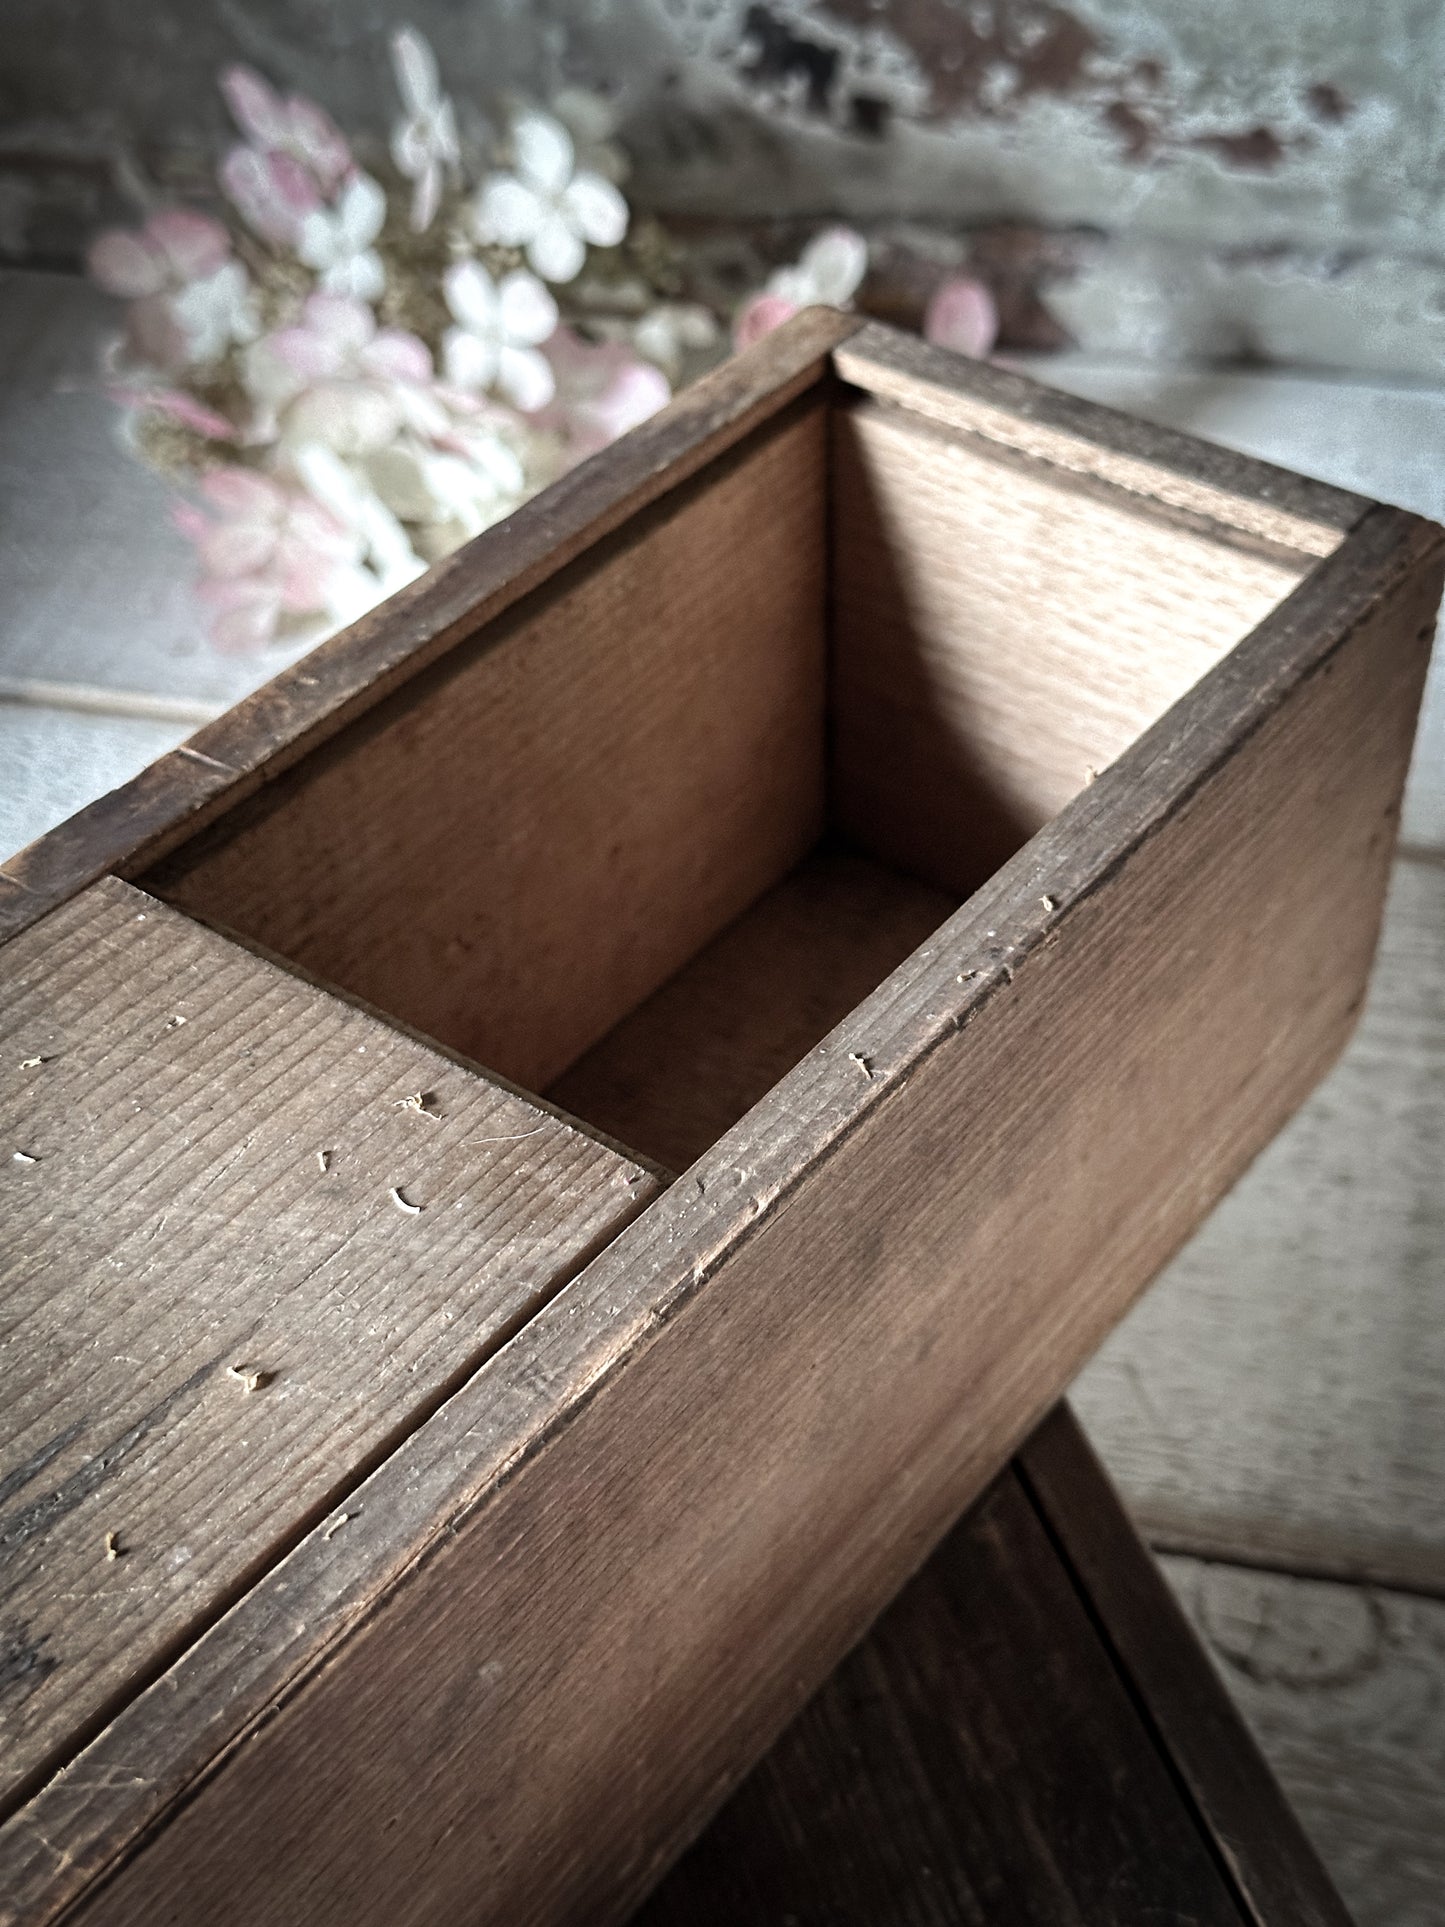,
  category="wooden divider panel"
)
[0,879,658,1820]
